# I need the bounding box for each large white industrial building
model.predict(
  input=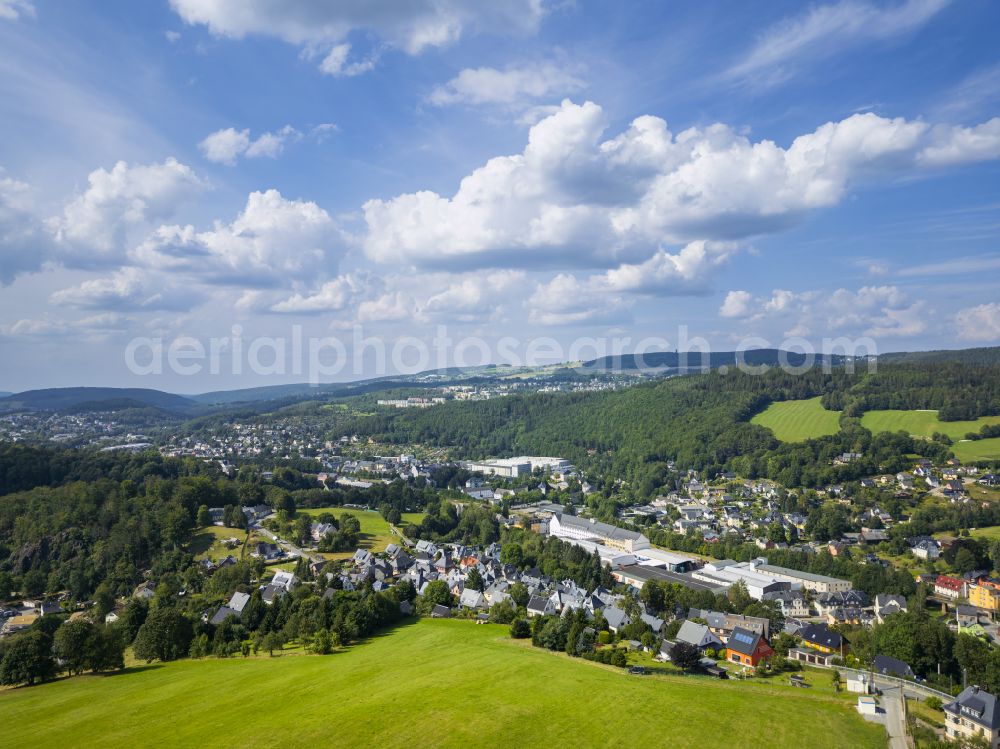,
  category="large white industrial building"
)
[466,456,572,478]
[548,512,650,553]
